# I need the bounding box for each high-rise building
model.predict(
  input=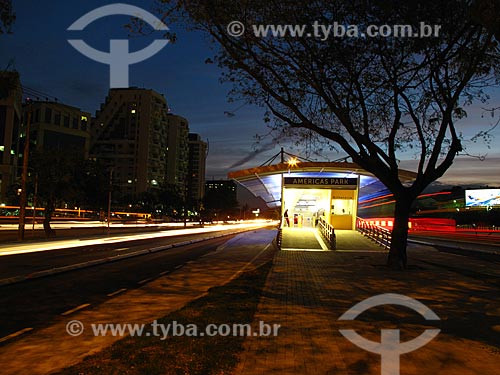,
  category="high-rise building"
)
[204,179,239,219]
[91,88,169,197]
[205,180,237,194]
[0,71,22,202]
[187,133,207,203]
[90,88,190,199]
[27,101,91,158]
[165,114,189,188]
